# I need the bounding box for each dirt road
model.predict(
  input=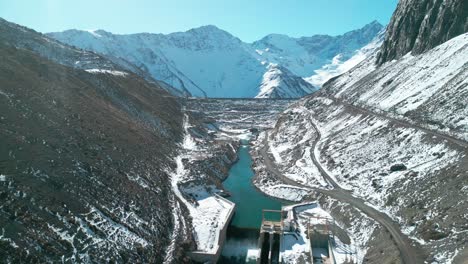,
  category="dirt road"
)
[331,96,468,149]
